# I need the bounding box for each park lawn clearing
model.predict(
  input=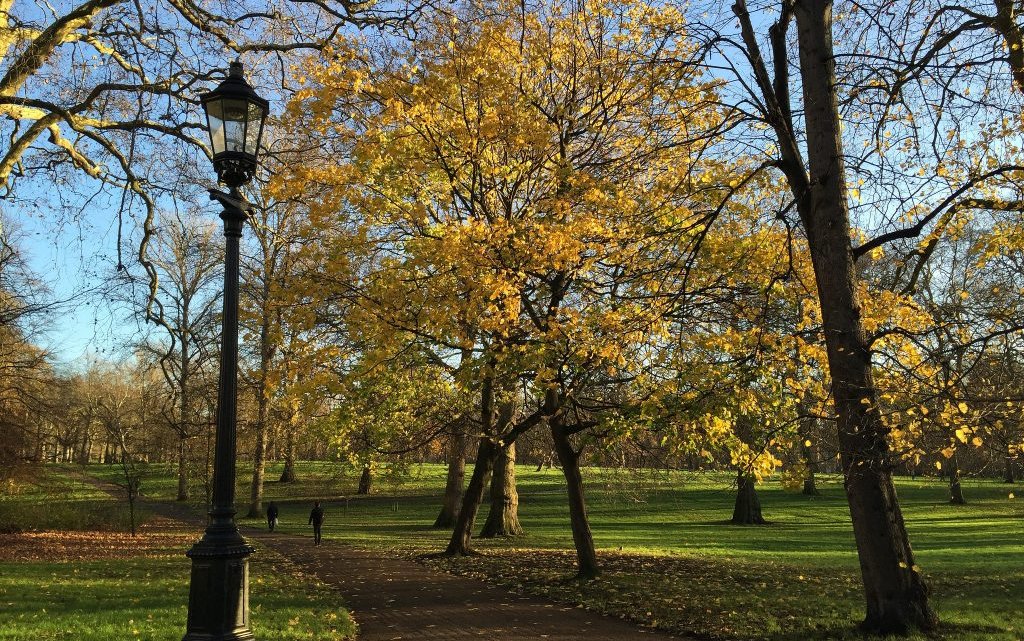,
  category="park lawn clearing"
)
[1,466,355,641]
[216,462,1022,641]
[0,465,141,533]
[0,541,355,641]
[424,547,1021,641]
